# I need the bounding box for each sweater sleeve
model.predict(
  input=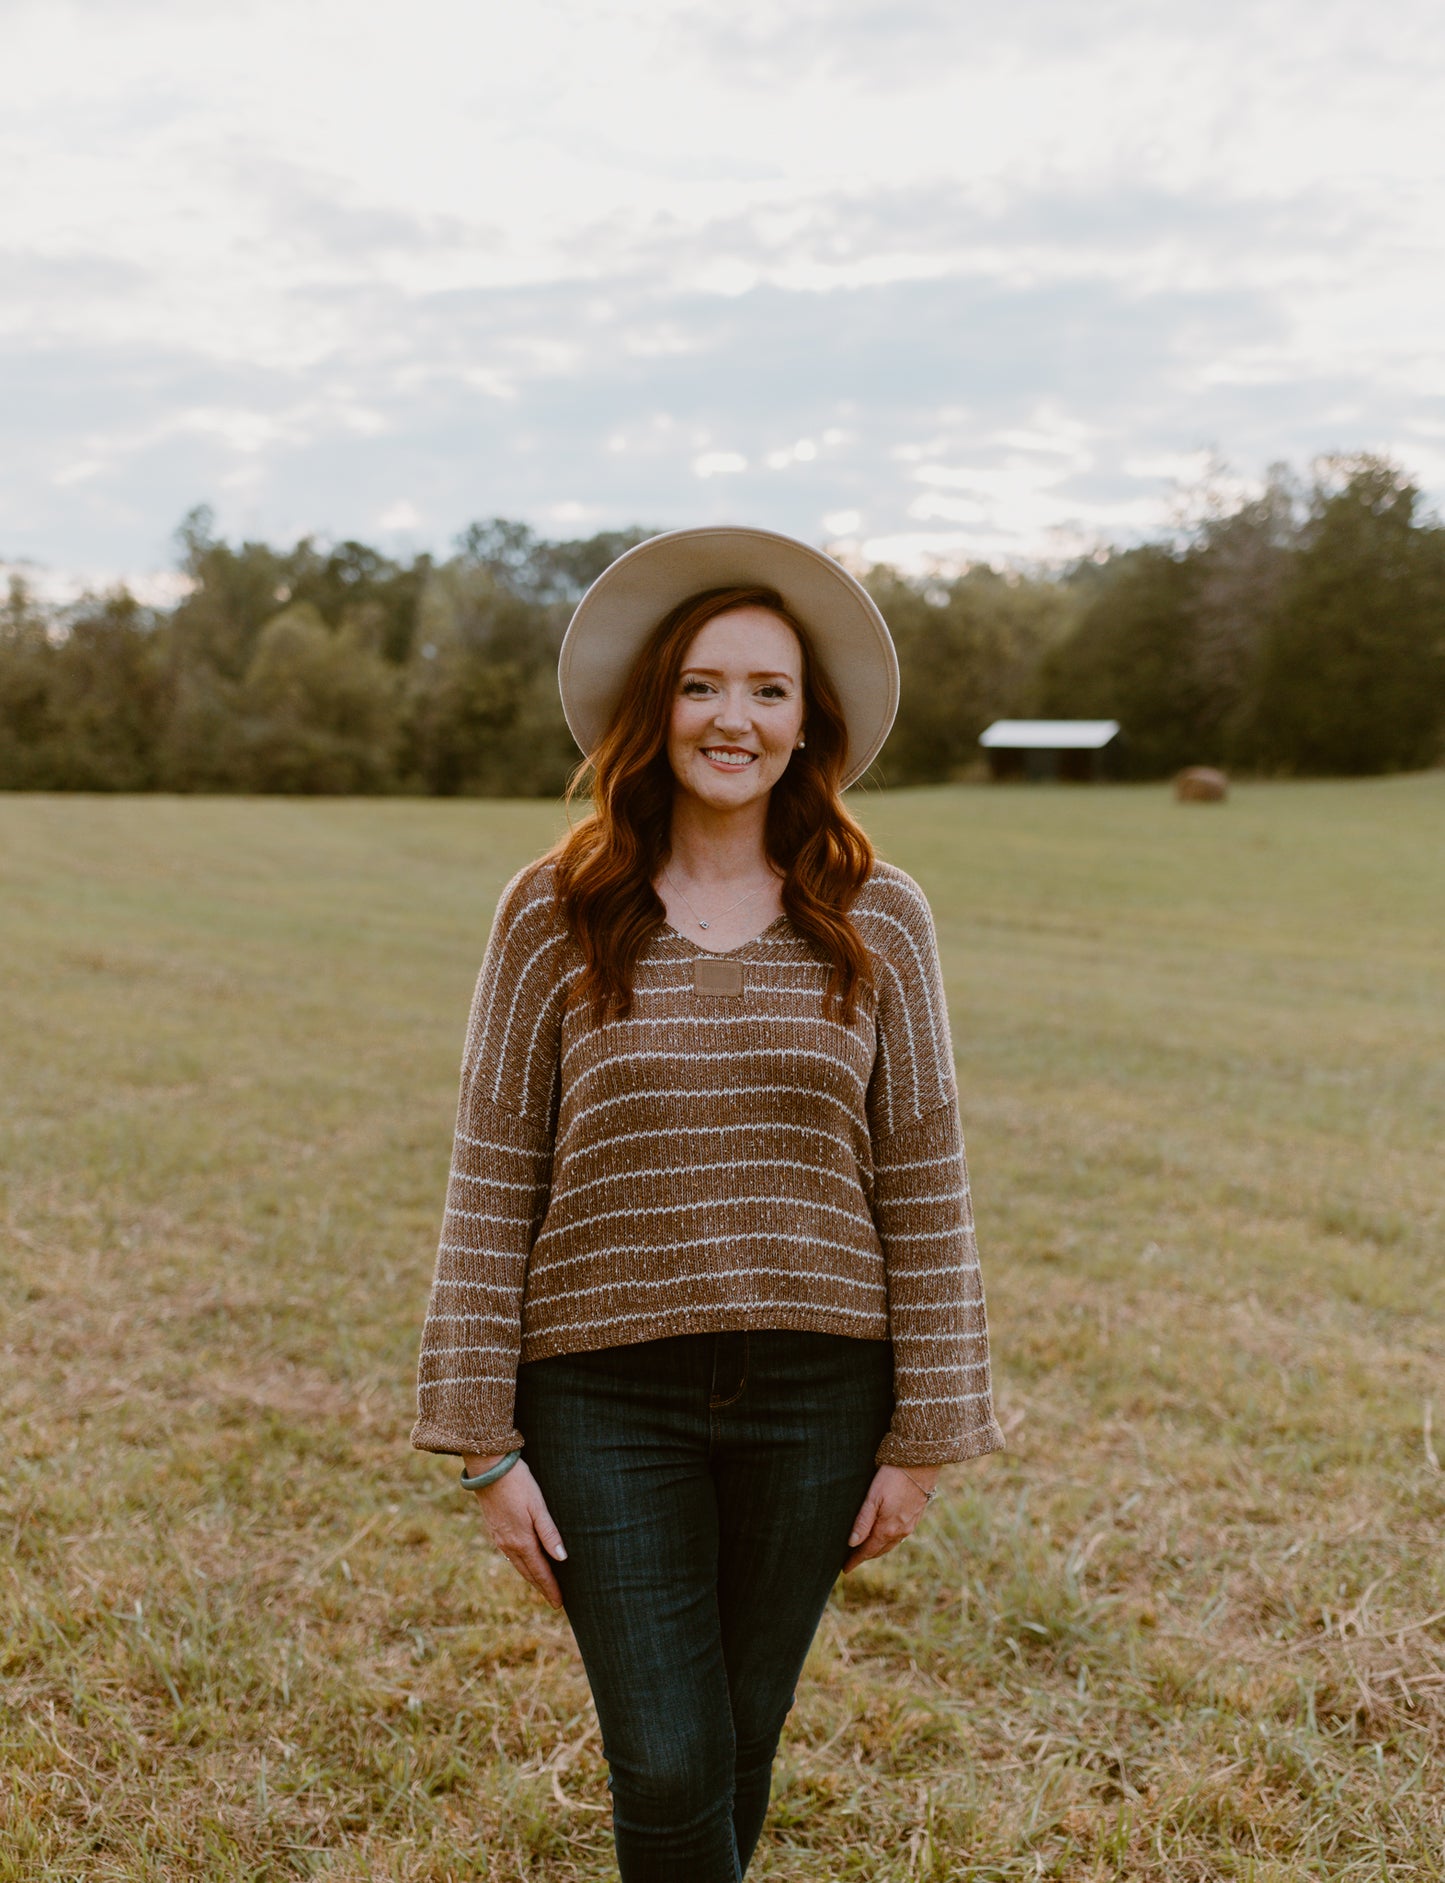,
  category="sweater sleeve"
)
[865,873,1005,1469]
[410,864,568,1457]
